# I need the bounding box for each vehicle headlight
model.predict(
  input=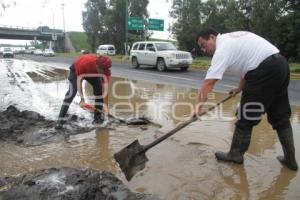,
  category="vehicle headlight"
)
[166,53,176,59]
